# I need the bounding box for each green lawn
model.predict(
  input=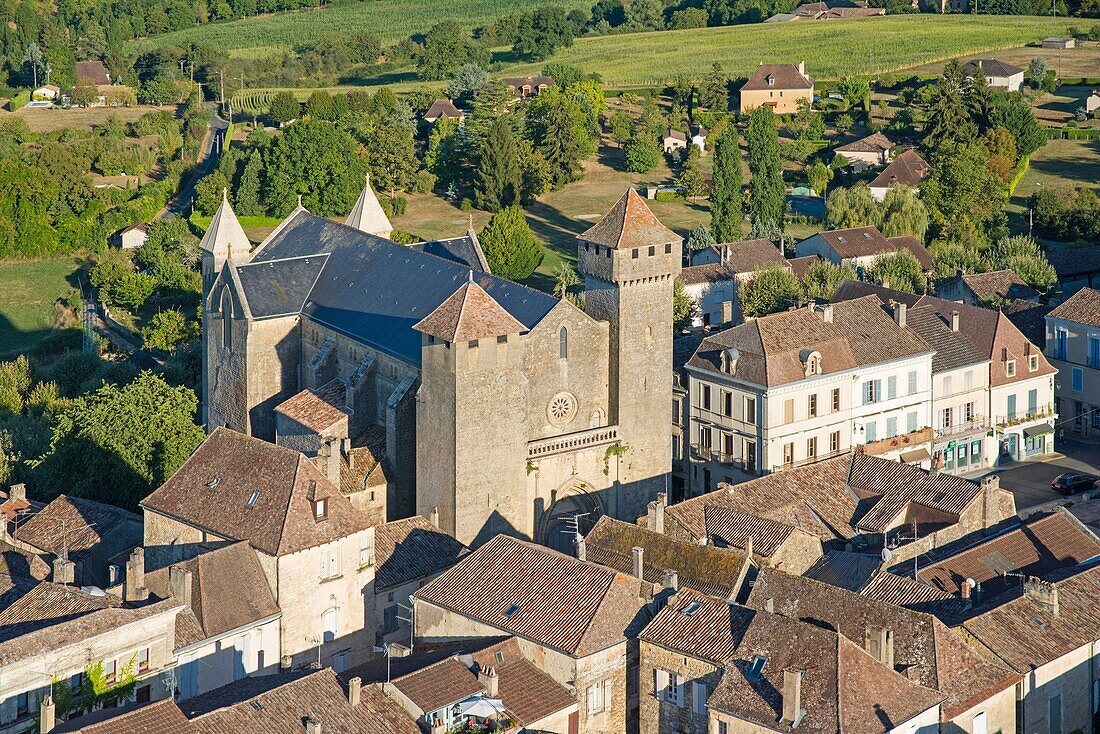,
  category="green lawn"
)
[0,256,83,358]
[1007,138,1100,228]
